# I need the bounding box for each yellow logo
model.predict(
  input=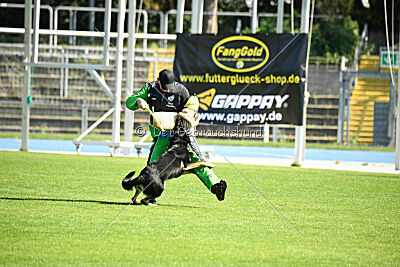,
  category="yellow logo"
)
[197,88,216,111]
[211,36,269,73]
